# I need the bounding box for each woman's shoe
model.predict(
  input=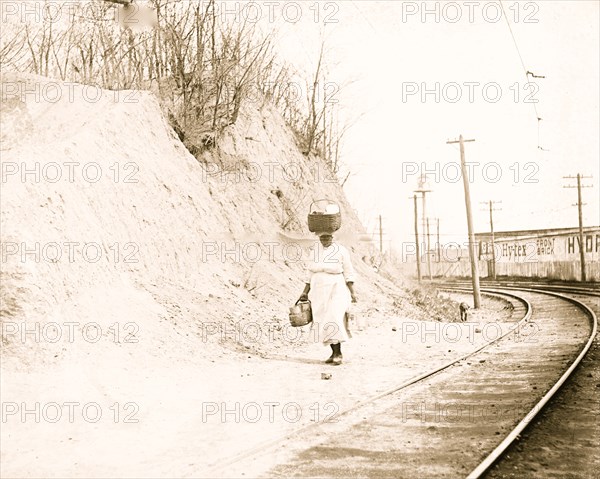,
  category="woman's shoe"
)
[331,343,342,364]
[325,344,335,363]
